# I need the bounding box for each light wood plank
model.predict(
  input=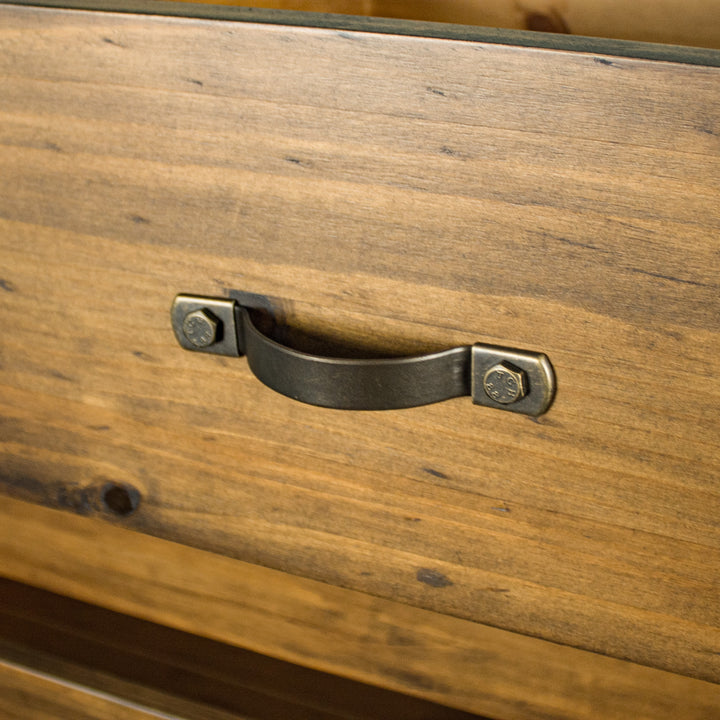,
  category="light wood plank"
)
[0,3,719,685]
